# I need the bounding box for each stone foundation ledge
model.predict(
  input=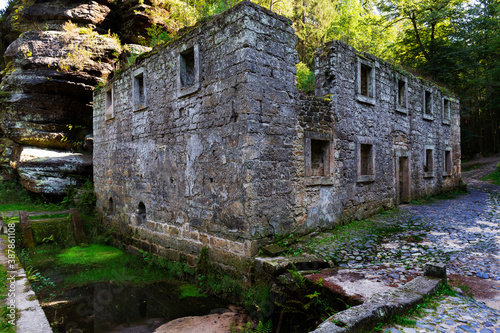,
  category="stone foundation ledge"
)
[0,219,52,333]
[310,262,447,333]
[254,255,330,276]
[132,221,257,258]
